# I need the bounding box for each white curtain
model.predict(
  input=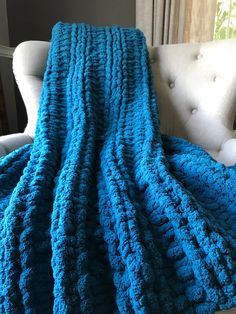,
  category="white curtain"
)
[136,0,217,46]
[153,0,186,45]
